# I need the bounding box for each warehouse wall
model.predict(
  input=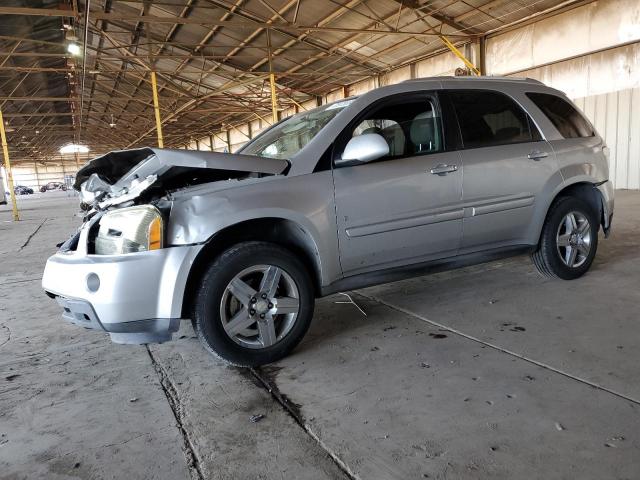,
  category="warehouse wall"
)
[487,0,640,189]
[7,160,82,191]
[189,0,640,189]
